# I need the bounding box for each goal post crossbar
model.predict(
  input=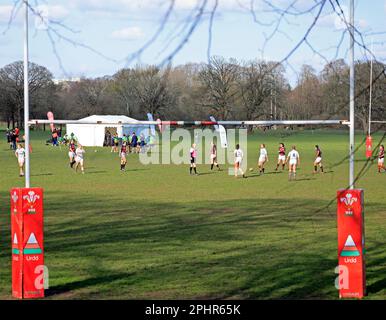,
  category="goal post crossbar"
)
[28,119,349,126]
